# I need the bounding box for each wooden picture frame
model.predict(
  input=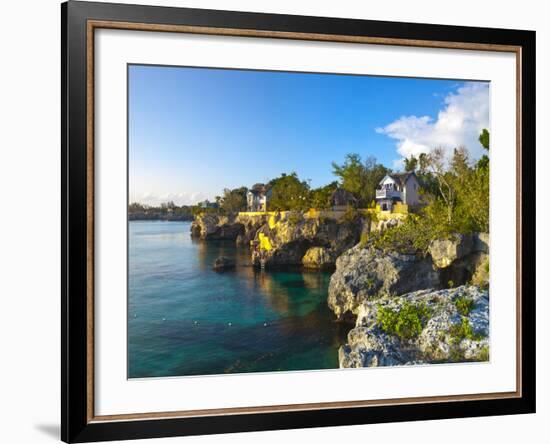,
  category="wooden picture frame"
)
[62,1,536,442]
